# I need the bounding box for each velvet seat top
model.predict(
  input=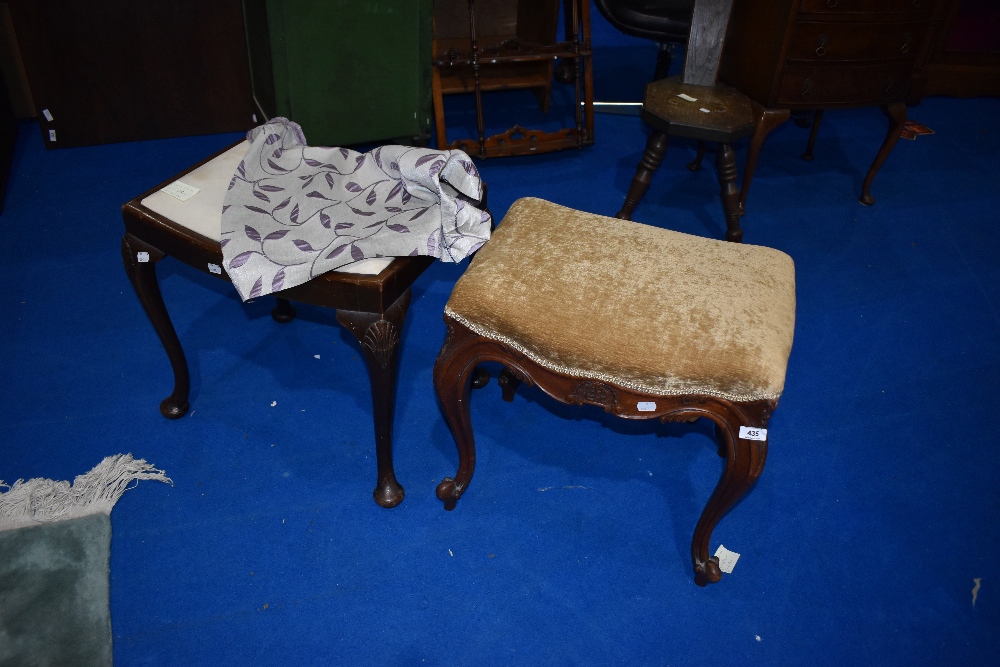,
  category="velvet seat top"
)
[445,198,796,402]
